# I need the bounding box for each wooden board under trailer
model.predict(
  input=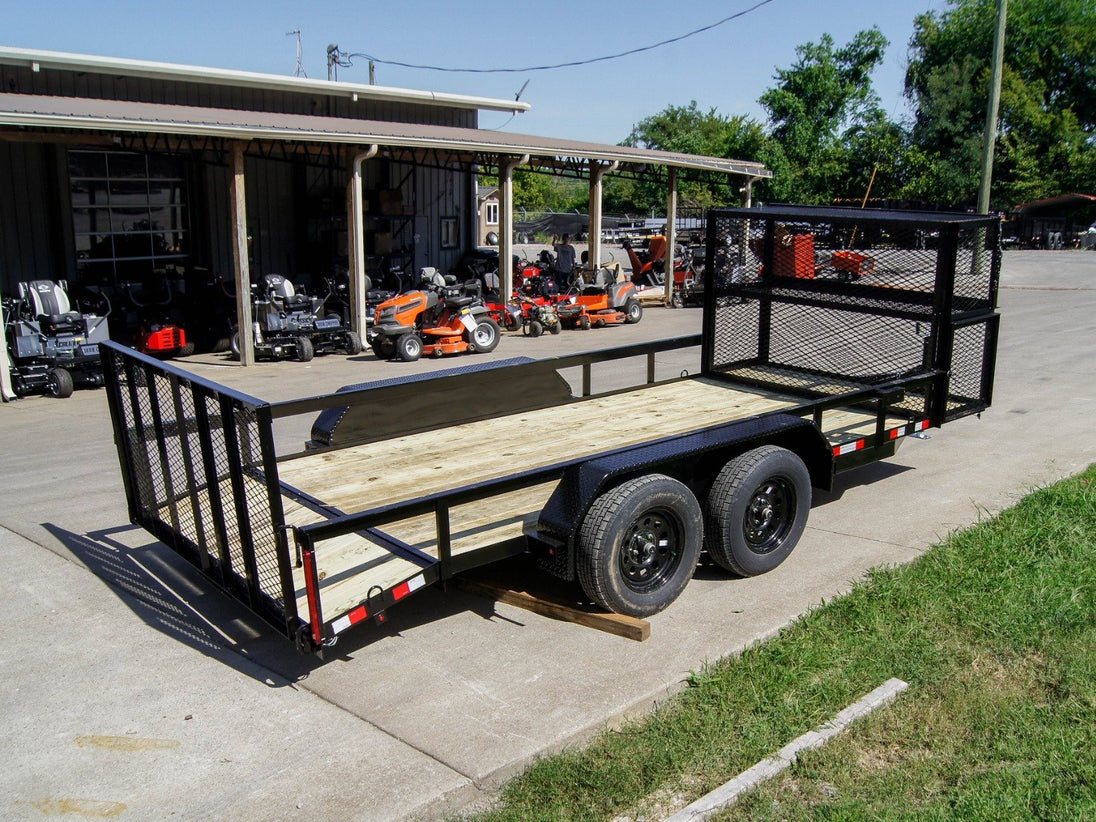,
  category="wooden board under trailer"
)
[274,376,906,624]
